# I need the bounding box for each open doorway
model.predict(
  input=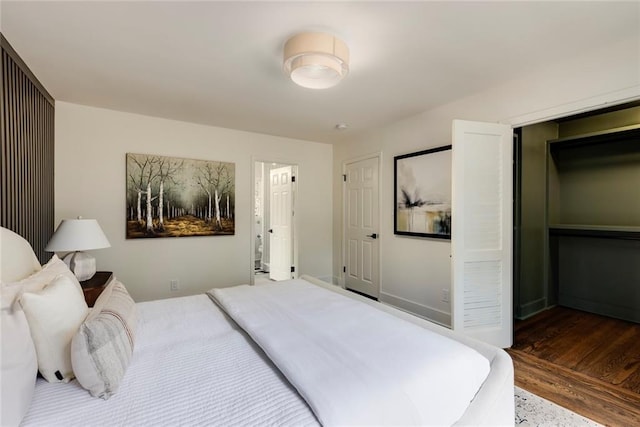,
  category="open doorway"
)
[252,160,298,285]
[513,100,640,322]
[509,101,640,424]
